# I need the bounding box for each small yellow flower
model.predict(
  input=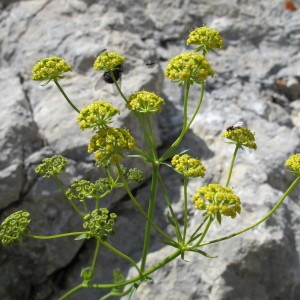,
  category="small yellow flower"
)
[94,51,125,71]
[88,127,135,165]
[284,153,300,176]
[222,127,257,150]
[192,184,241,222]
[187,26,224,55]
[32,56,72,83]
[171,154,206,178]
[165,52,214,86]
[77,101,120,131]
[126,91,165,113]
